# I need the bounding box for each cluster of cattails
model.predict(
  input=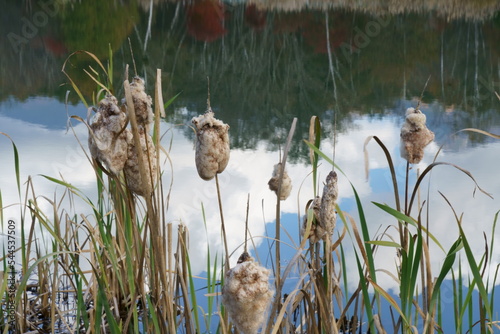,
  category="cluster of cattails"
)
[302,171,338,243]
[88,76,157,196]
[222,252,274,334]
[268,162,292,200]
[192,109,230,180]
[400,107,435,164]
